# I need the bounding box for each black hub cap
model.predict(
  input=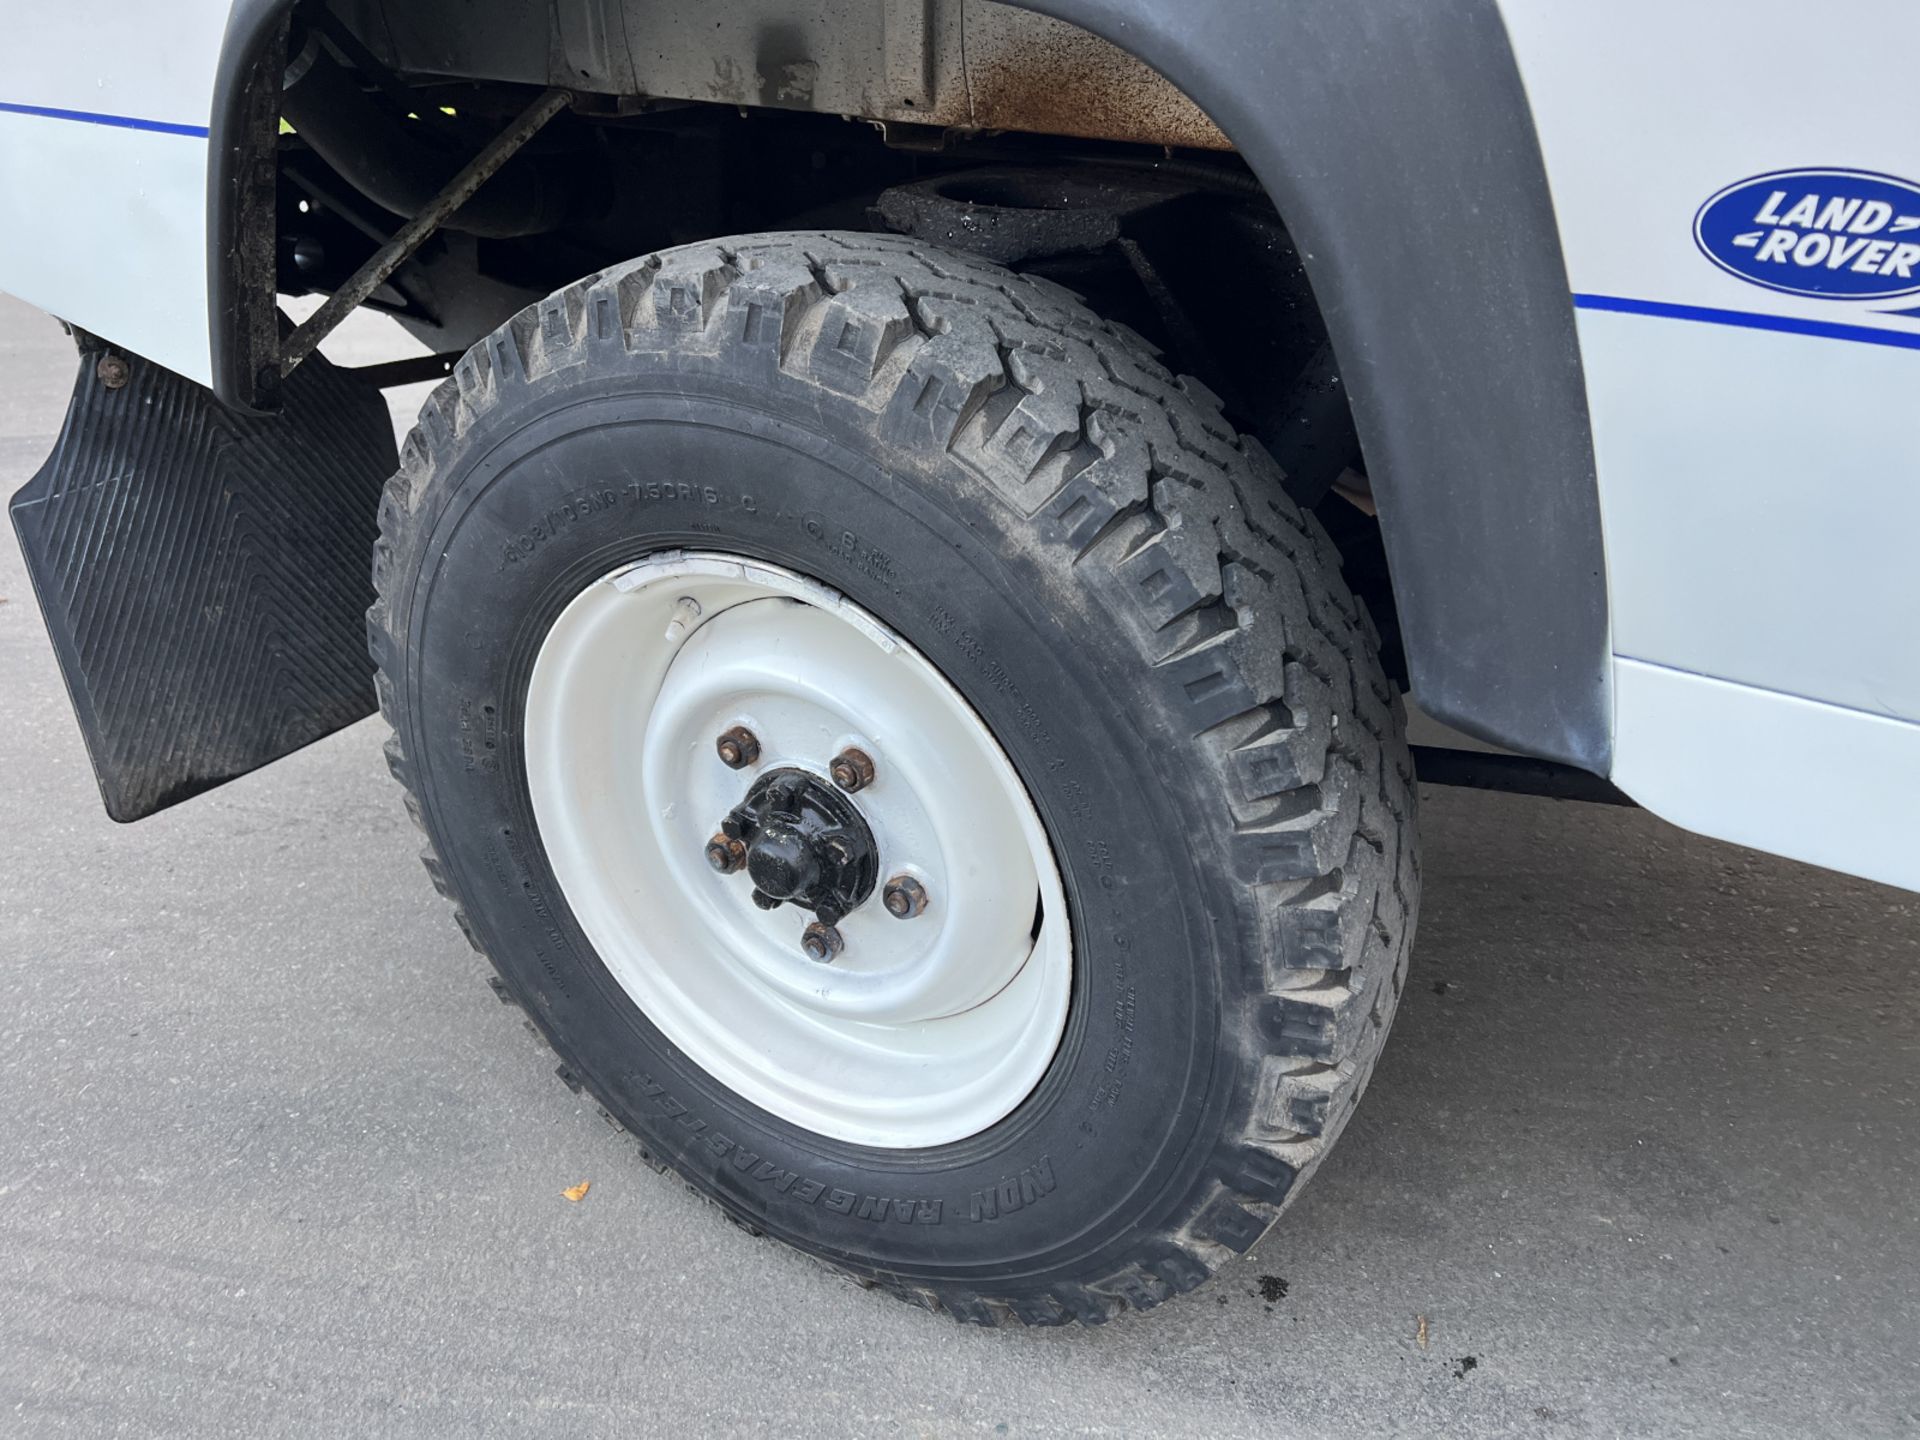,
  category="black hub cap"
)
[717,768,879,927]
